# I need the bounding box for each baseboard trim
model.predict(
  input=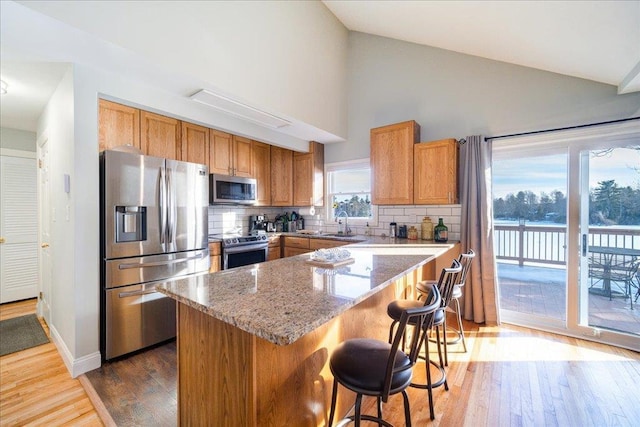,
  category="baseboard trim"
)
[49,325,101,378]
